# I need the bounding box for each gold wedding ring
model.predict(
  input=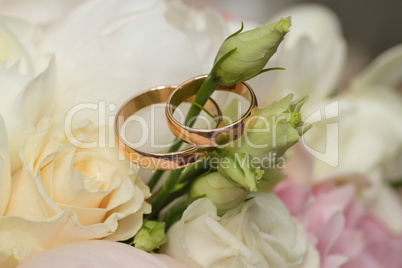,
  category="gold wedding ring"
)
[166,75,258,147]
[114,85,222,170]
